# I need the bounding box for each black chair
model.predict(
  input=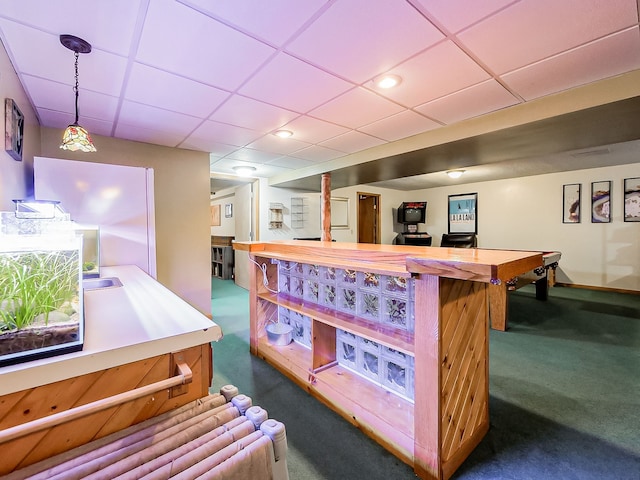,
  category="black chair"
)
[440,233,477,248]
